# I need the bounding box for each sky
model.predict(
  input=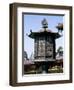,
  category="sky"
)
[23,14,64,58]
